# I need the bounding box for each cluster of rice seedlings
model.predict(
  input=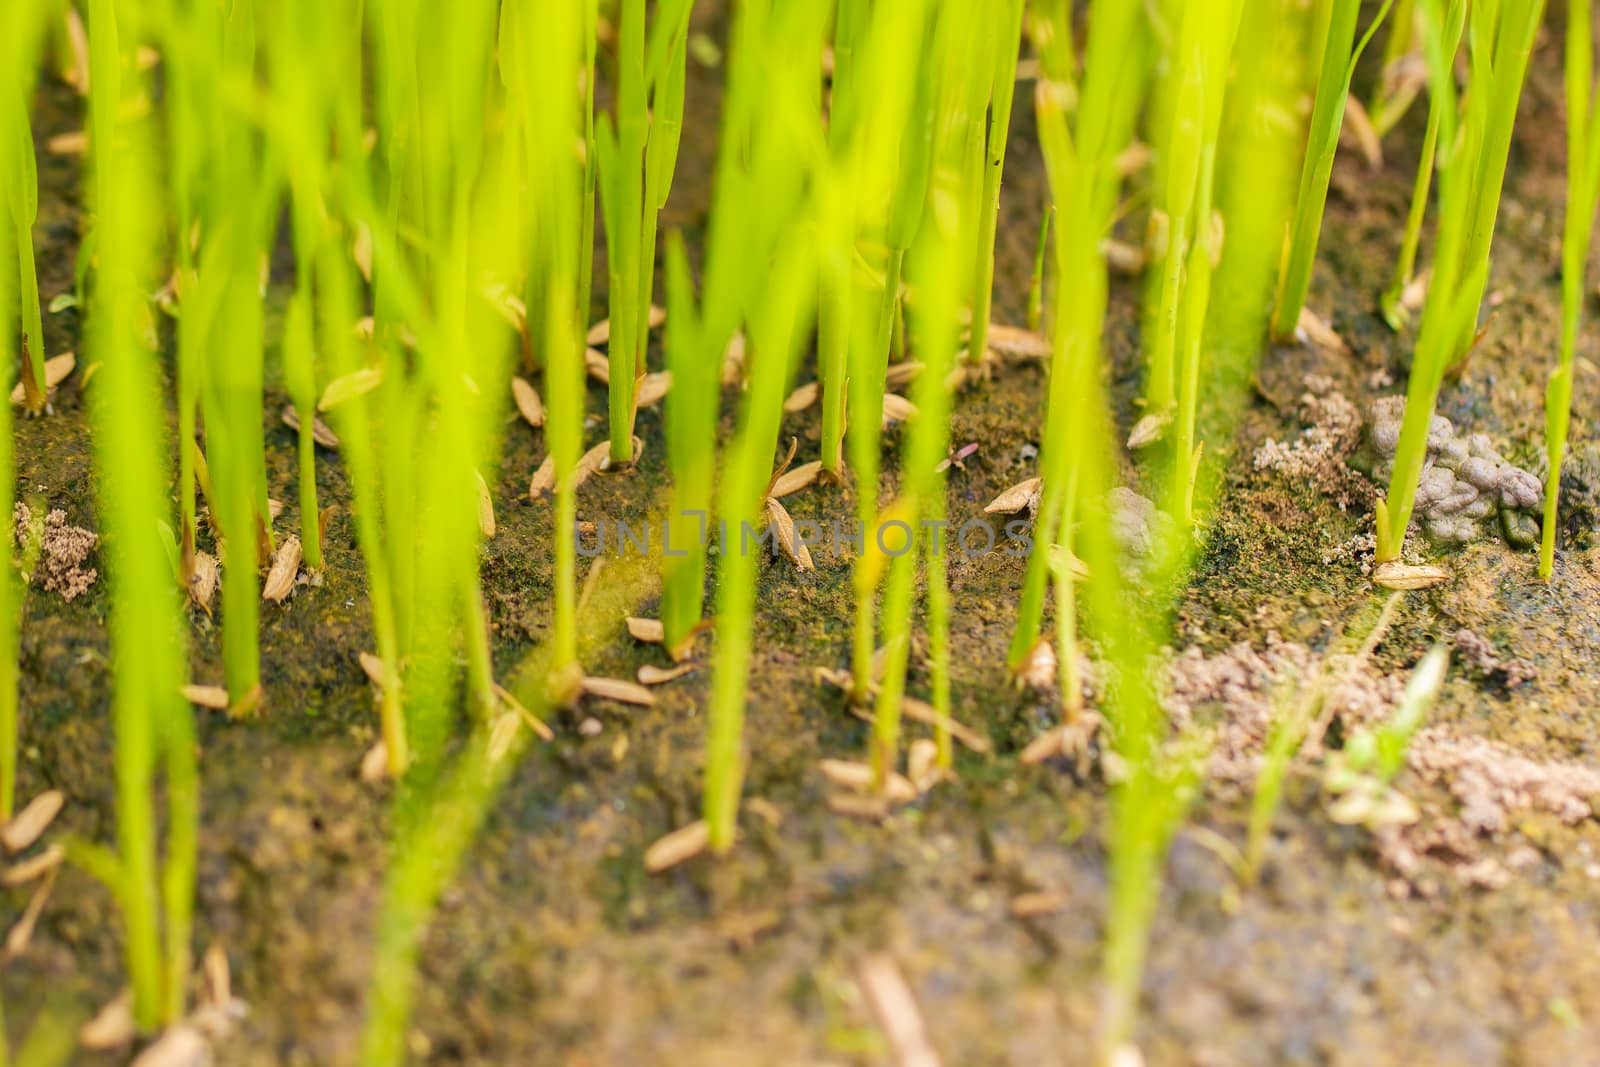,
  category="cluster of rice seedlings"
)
[596,0,693,467]
[1542,0,1600,579]
[1270,0,1395,343]
[69,0,198,1031]
[1376,0,1546,564]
